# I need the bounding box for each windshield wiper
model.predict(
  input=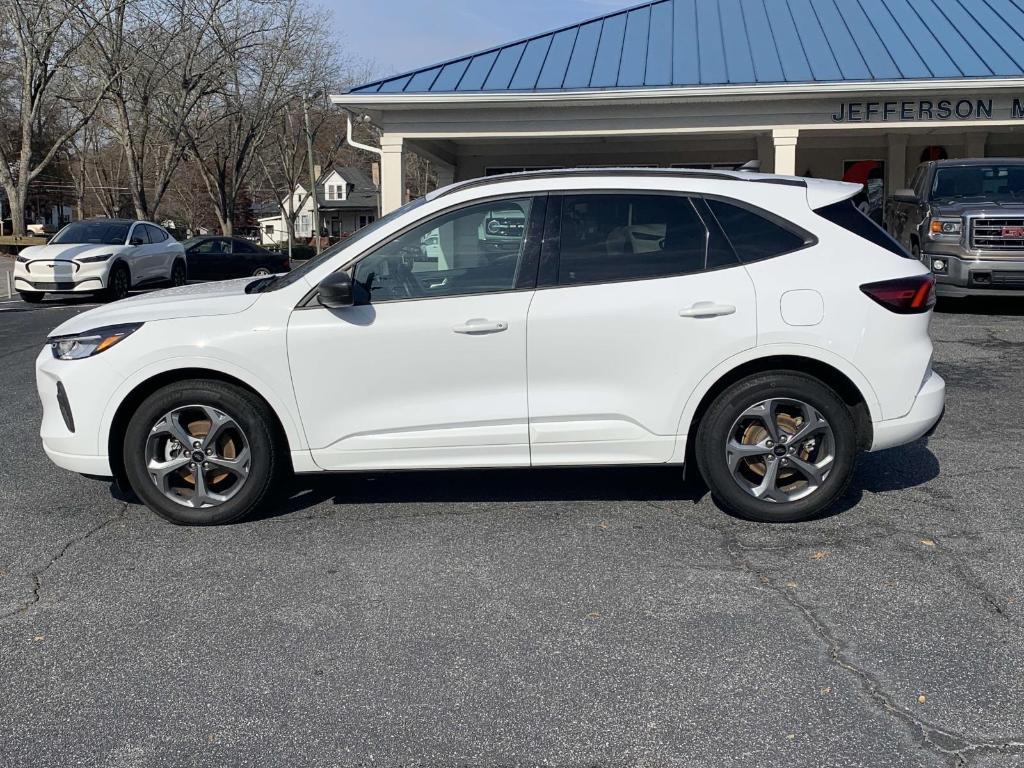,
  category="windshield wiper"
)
[245,275,278,294]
